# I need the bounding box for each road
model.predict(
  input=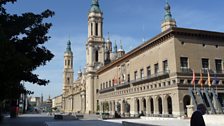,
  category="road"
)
[1,114,54,126]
